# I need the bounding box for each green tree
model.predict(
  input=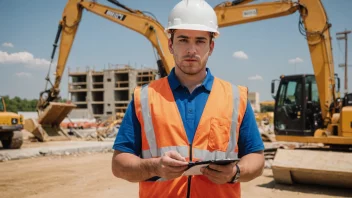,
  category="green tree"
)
[0,96,39,113]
